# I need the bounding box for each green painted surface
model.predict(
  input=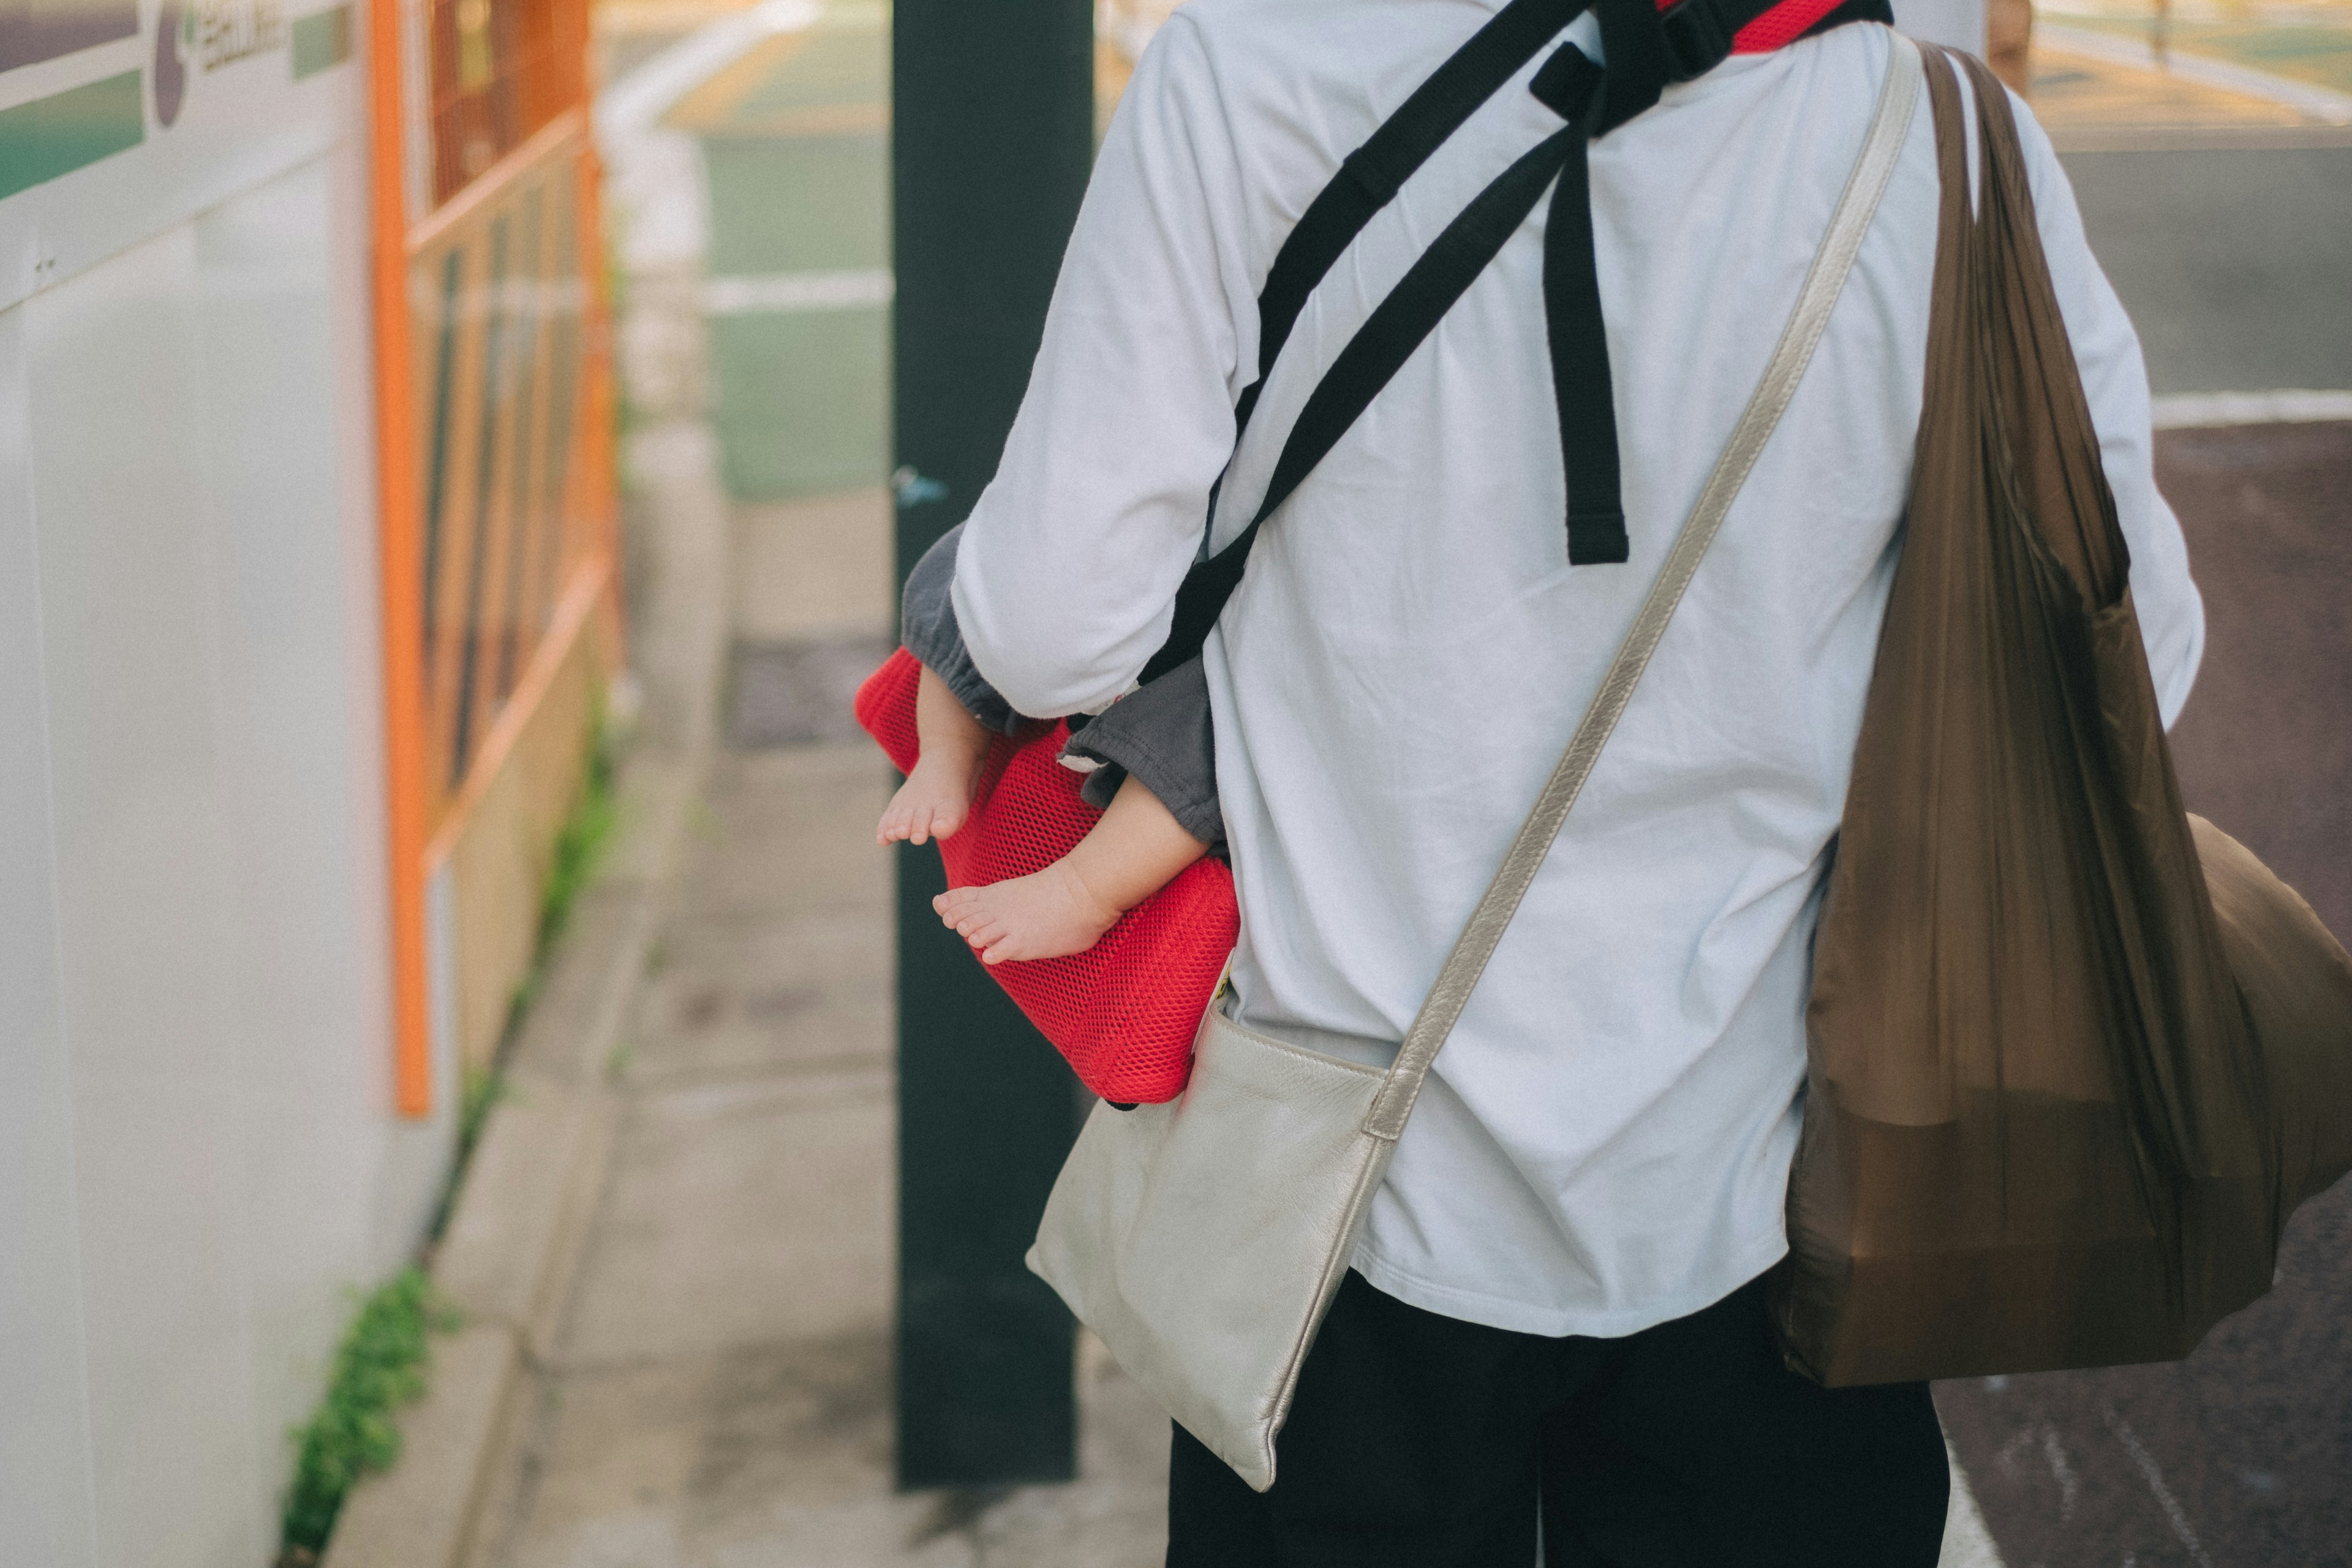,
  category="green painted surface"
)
[692,4,892,502]
[709,309,892,498]
[0,72,145,203]
[703,133,888,277]
[292,6,355,80]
